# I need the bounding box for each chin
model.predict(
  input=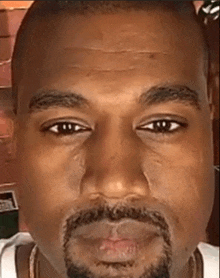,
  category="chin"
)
[64,243,171,278]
